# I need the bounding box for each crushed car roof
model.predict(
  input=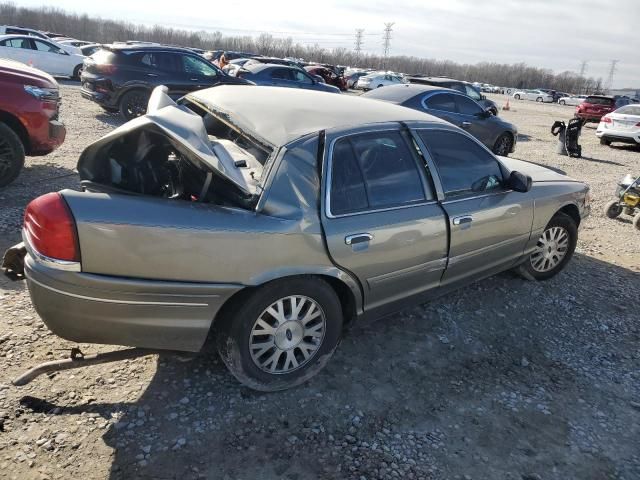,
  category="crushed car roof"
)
[186,85,445,147]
